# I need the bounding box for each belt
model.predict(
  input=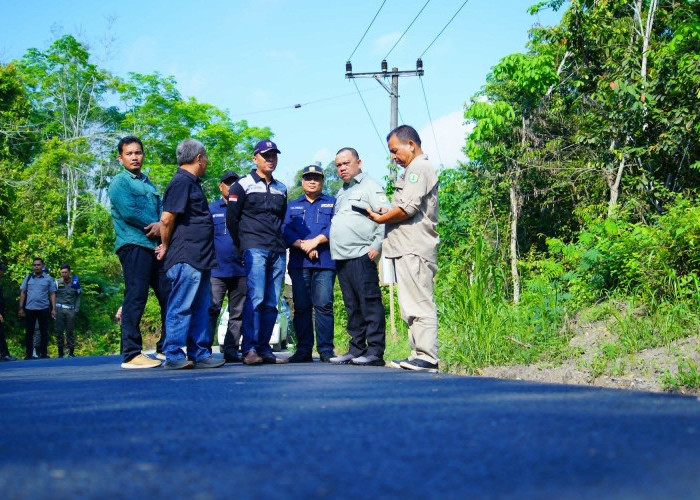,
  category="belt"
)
[56,304,74,310]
